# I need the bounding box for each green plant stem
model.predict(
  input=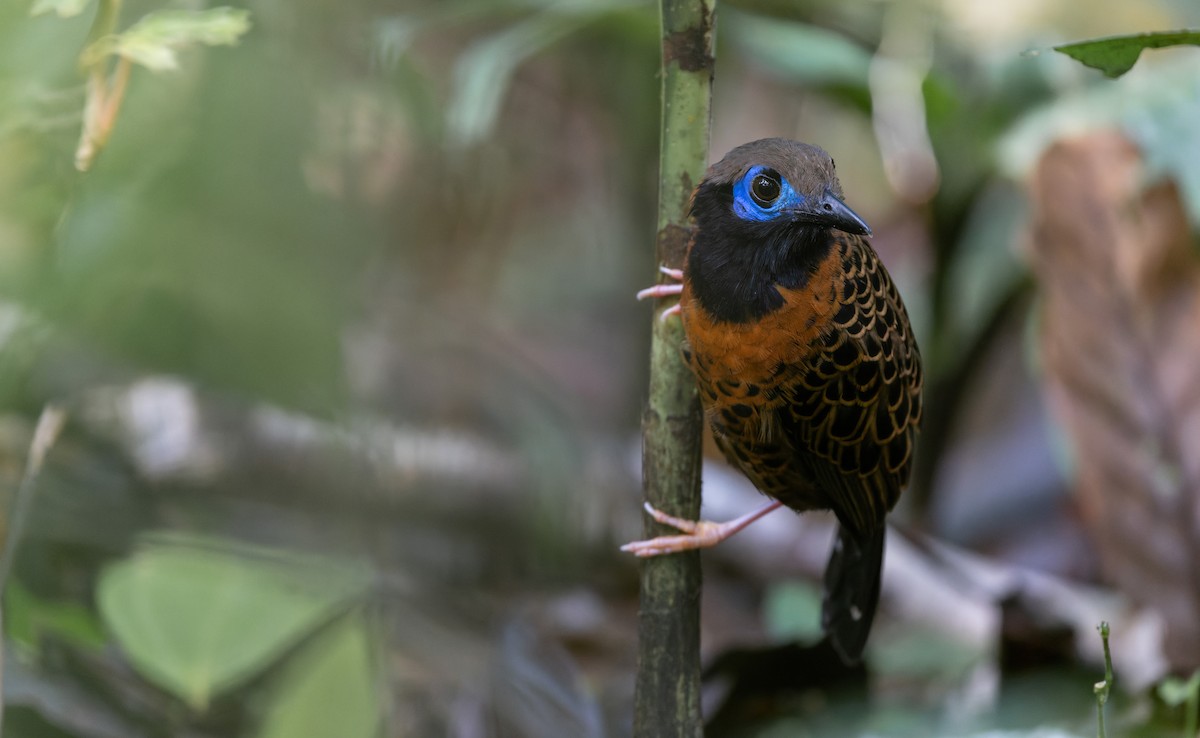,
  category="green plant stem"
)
[76,0,125,170]
[632,1,715,736]
[82,0,123,52]
[1094,621,1113,738]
